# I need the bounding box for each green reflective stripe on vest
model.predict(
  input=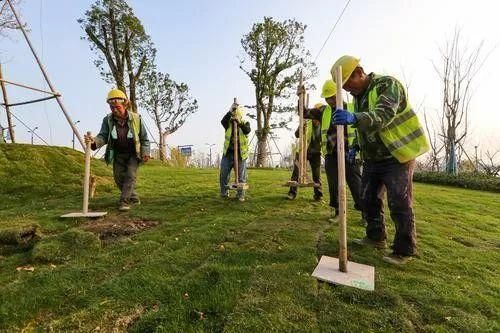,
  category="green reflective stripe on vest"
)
[223,122,248,160]
[368,80,430,163]
[306,120,312,146]
[321,105,332,156]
